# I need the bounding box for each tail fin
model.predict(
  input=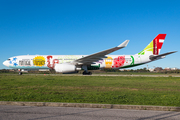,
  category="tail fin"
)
[138,34,166,55]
